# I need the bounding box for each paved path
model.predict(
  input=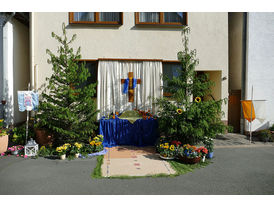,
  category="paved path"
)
[102,146,175,177]
[0,133,273,195]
